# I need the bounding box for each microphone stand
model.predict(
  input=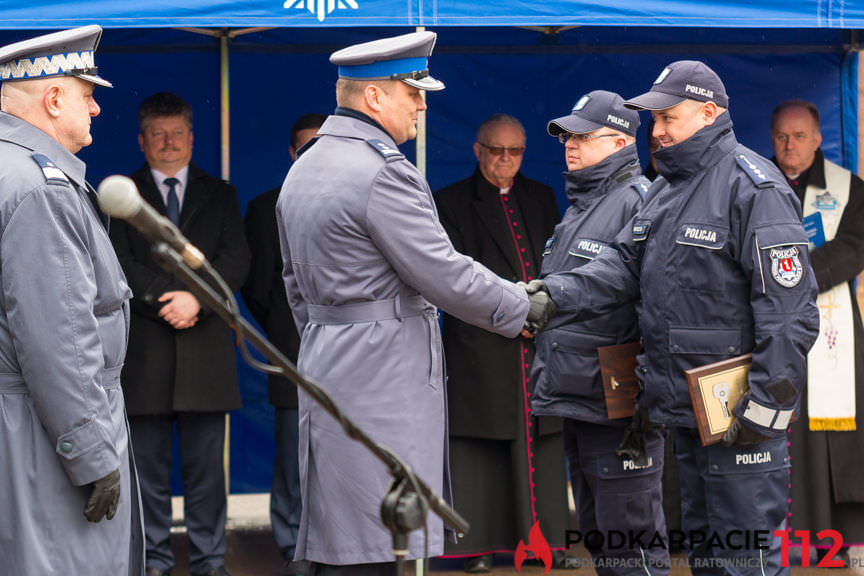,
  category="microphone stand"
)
[149,242,468,575]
